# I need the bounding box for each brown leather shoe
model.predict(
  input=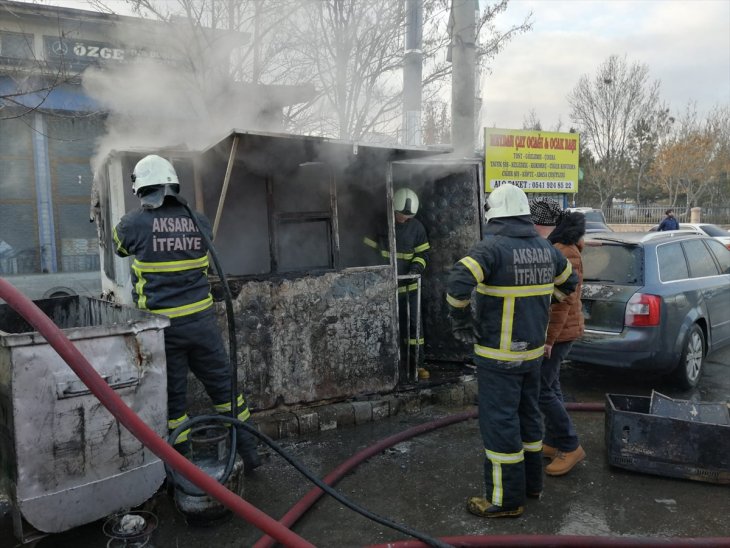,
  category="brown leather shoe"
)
[545,445,586,476]
[542,443,558,459]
